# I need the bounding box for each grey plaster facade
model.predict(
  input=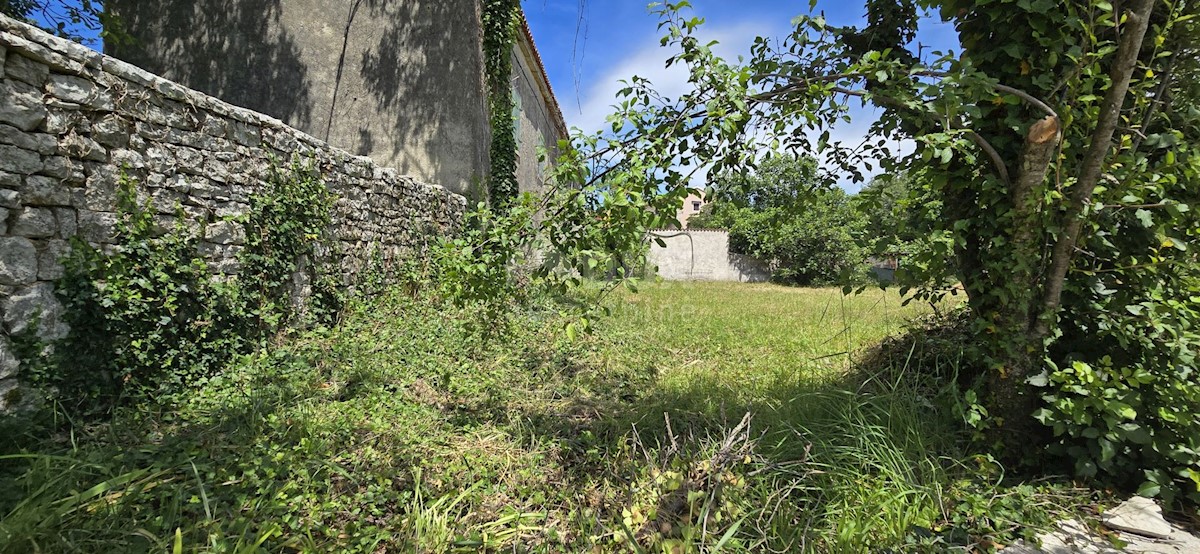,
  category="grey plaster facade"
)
[511,16,569,194]
[106,1,569,199]
[0,14,465,410]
